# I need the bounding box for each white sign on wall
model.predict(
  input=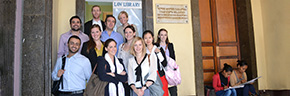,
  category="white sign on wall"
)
[156,4,188,23]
